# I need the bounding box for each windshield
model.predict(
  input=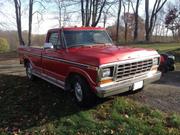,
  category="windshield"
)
[63,30,112,47]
